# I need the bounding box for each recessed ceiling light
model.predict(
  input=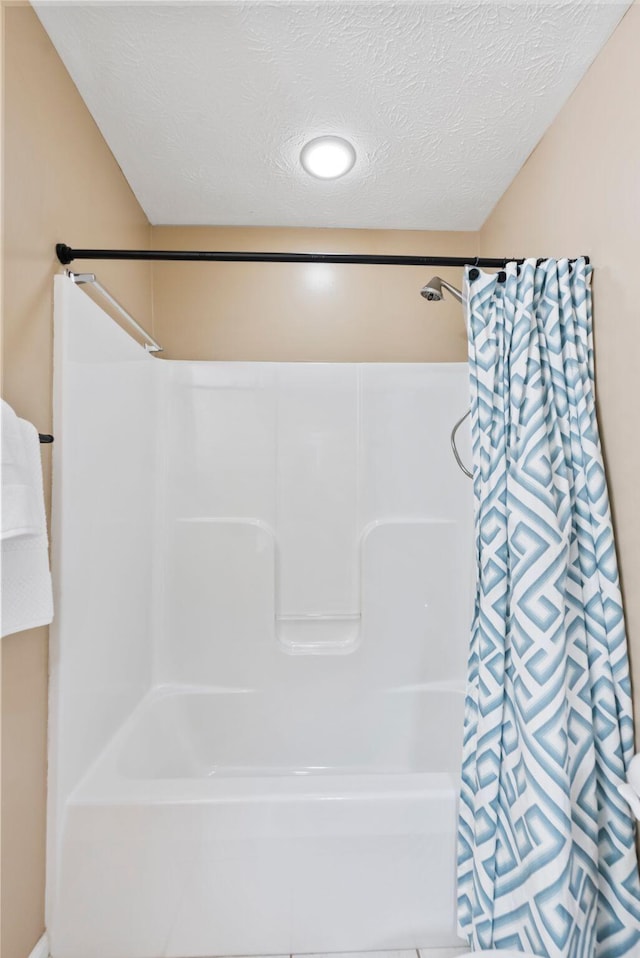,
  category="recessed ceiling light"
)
[300,136,356,179]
